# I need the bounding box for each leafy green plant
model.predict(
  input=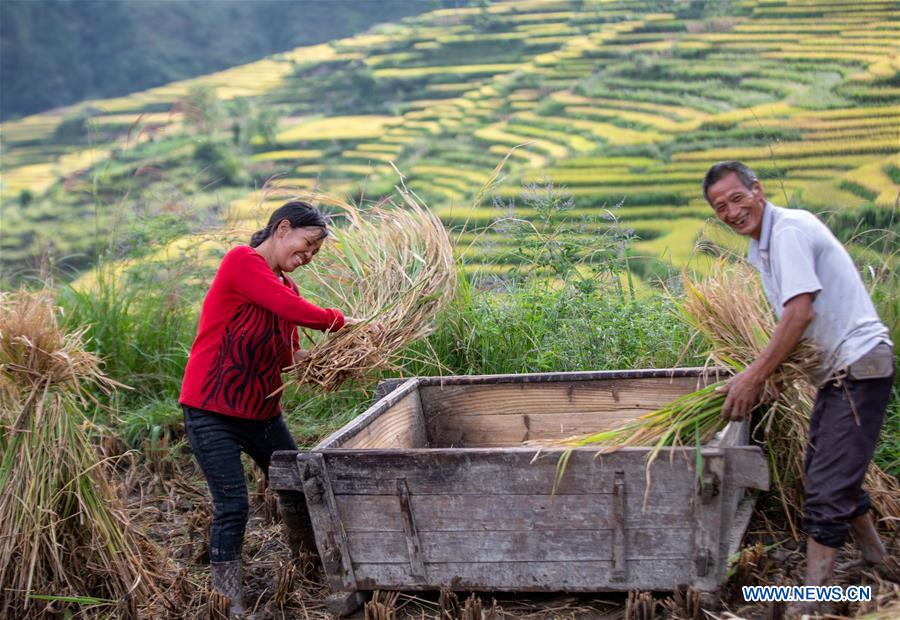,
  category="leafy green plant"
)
[119,397,184,447]
[193,139,247,186]
[491,183,636,297]
[58,254,208,411]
